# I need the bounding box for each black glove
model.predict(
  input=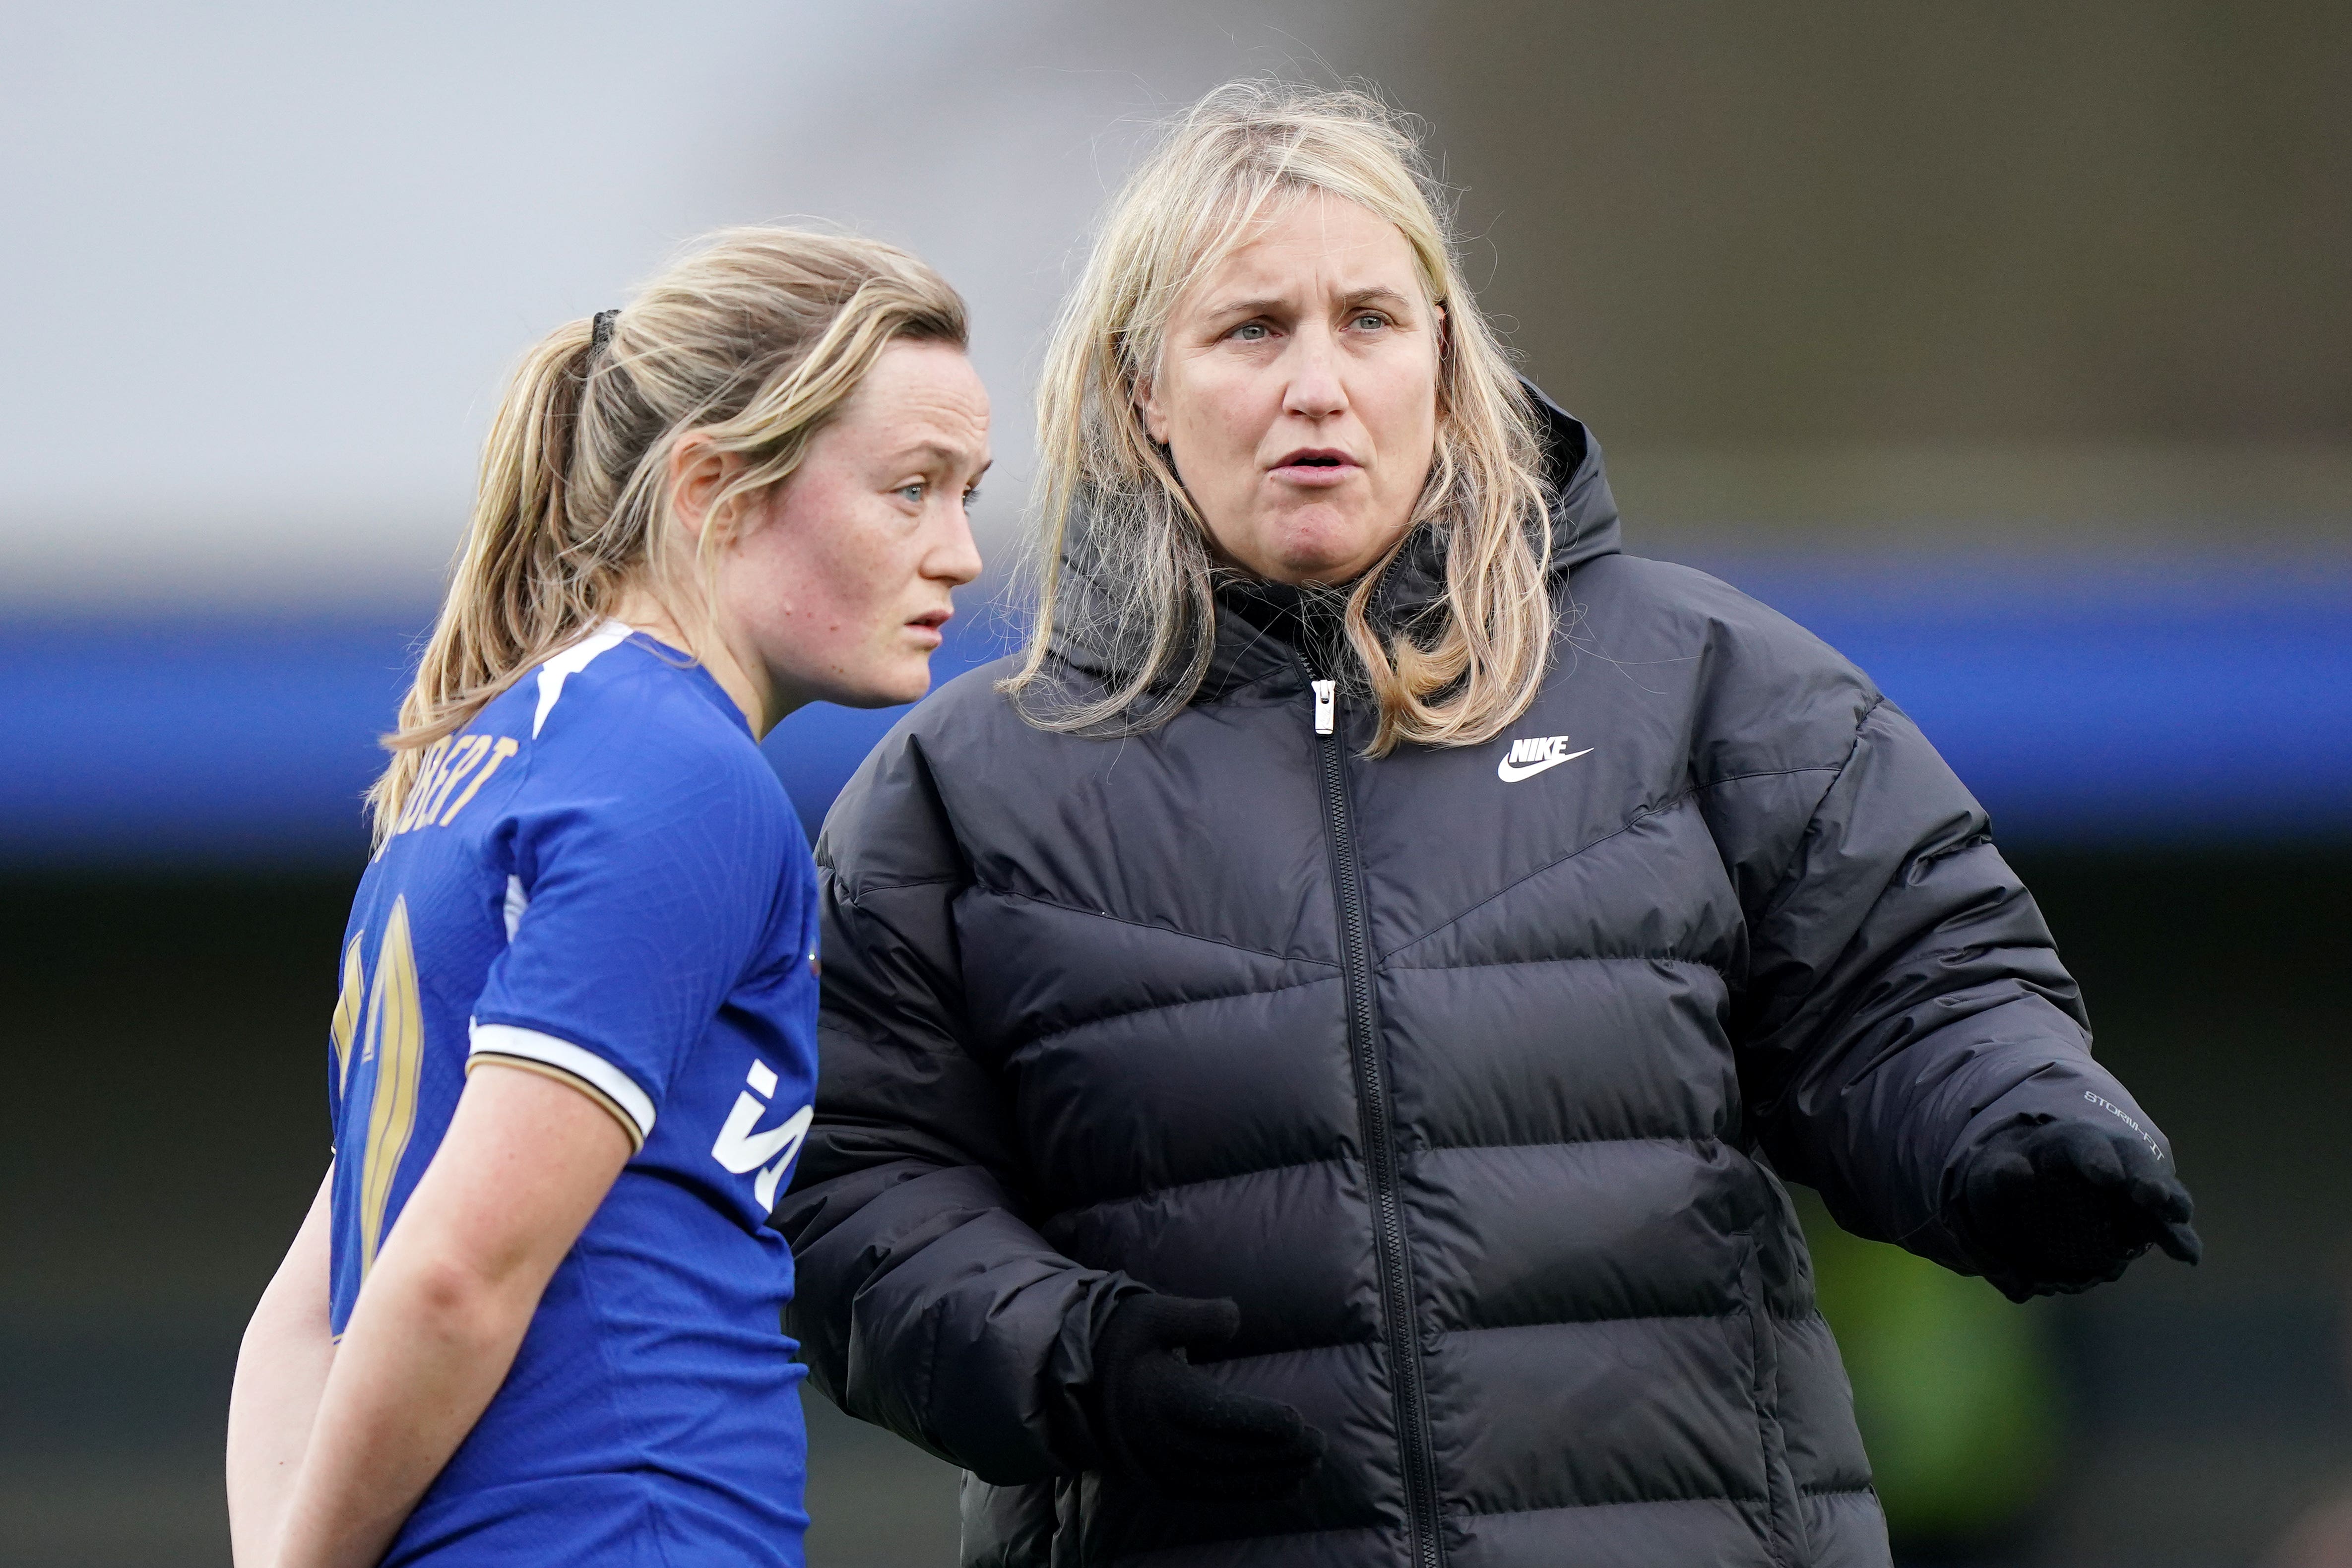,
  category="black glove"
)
[1084,1294,1327,1501]
[1960,1117,2203,1302]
